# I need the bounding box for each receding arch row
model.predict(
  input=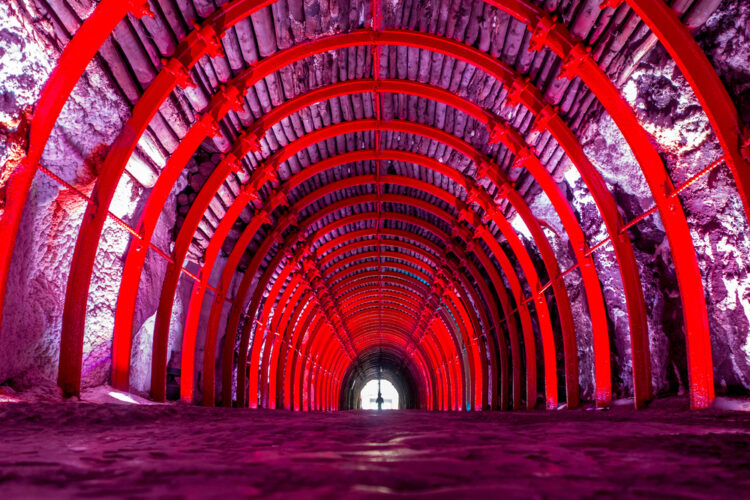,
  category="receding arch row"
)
[191,188,505,412]
[241,209,496,412]
[316,226,515,408]
[250,264,468,408]
[94,51,647,412]
[103,111,559,411]
[268,300,440,412]
[307,229,502,409]
[99,58,632,413]
[194,203,470,410]
[276,193,540,412]
[339,347,424,410]
[133,110,631,412]
[20,26,649,409]
[119,131,560,412]
[189,148,612,414]
[65,30,688,408]
[4,0,748,410]
[220,205,482,412]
